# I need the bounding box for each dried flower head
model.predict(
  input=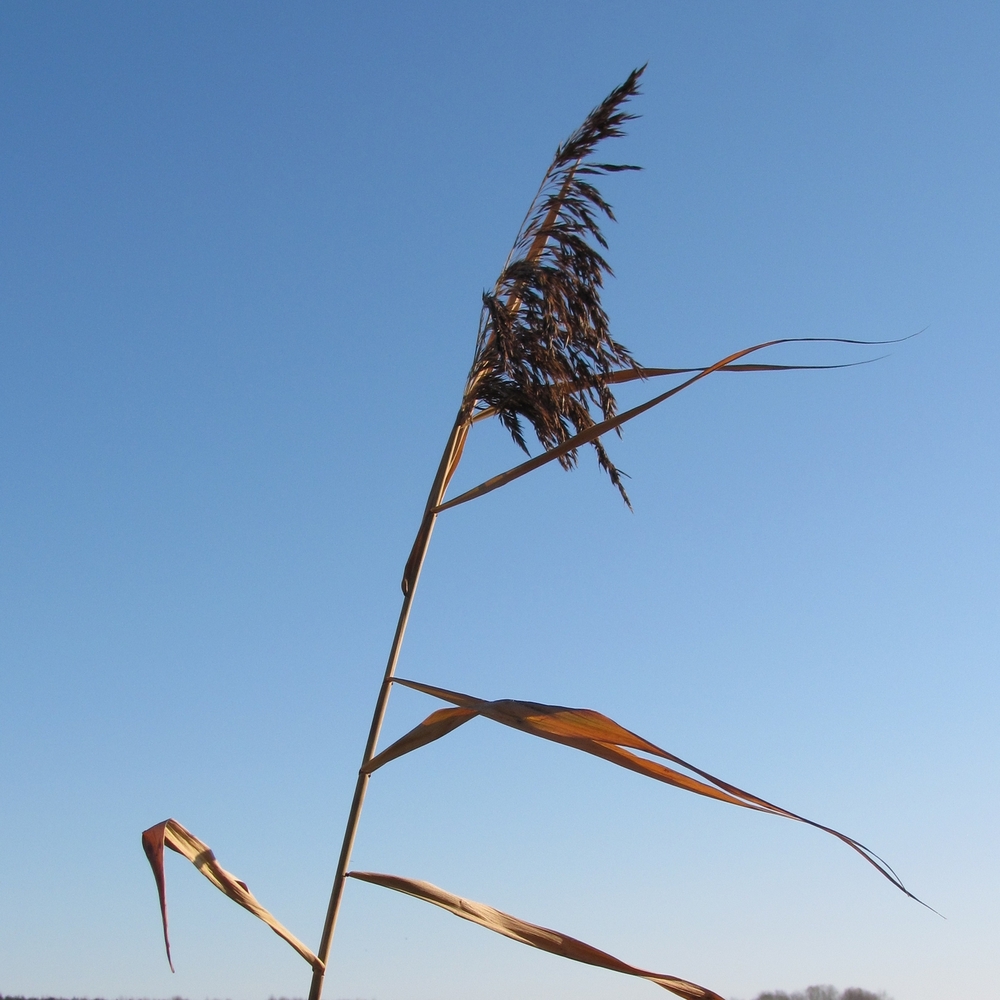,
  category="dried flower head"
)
[465,66,646,506]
